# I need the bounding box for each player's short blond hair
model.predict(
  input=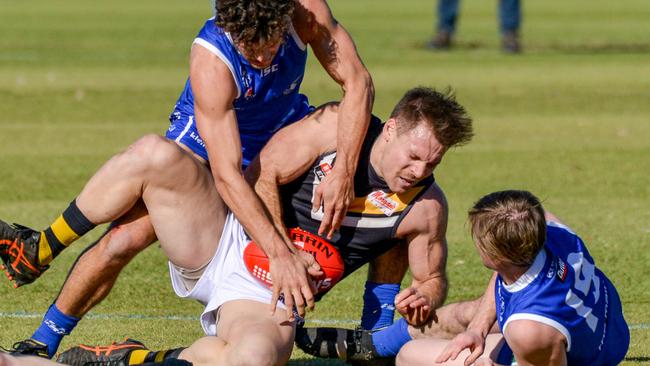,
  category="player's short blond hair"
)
[468,190,546,266]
